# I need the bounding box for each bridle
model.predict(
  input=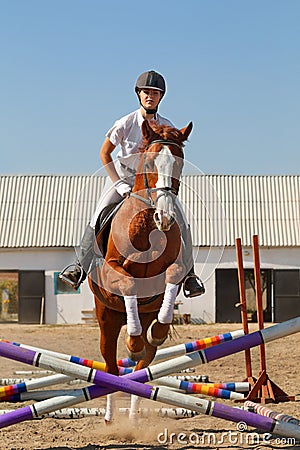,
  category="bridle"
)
[131,139,183,208]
